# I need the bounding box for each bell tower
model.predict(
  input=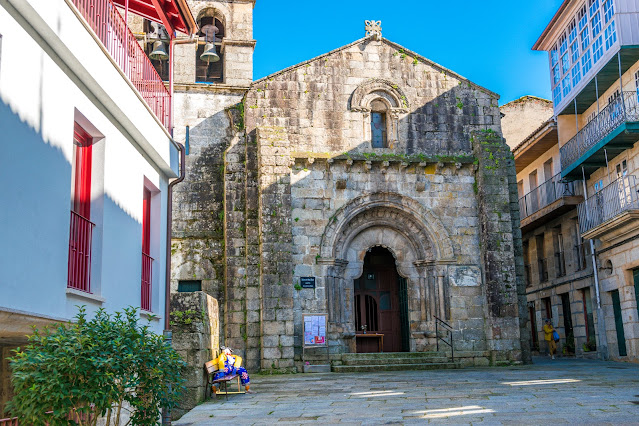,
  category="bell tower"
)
[170,0,257,370]
[172,0,256,86]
